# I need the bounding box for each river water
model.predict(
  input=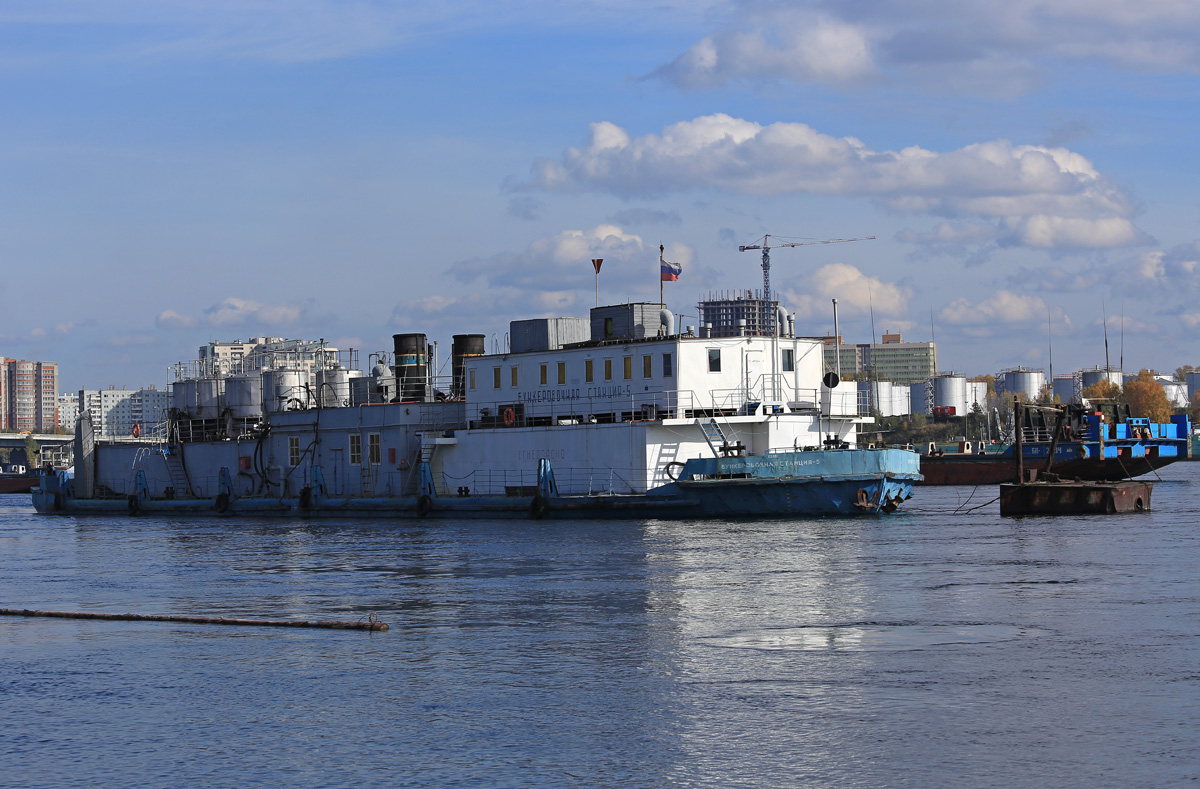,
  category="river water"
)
[2,465,1198,788]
